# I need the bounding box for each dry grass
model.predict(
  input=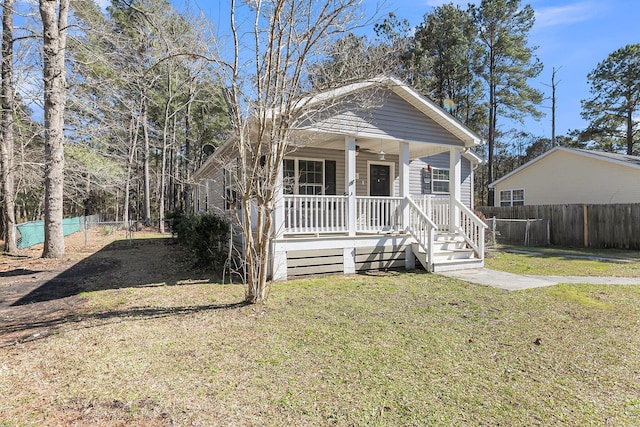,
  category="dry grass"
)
[2,235,640,425]
[485,246,640,277]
